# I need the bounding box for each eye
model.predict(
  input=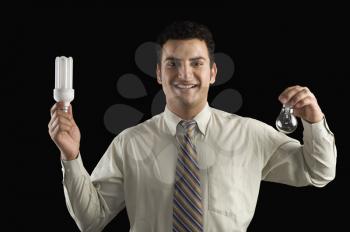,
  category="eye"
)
[192,61,204,67]
[166,61,176,68]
